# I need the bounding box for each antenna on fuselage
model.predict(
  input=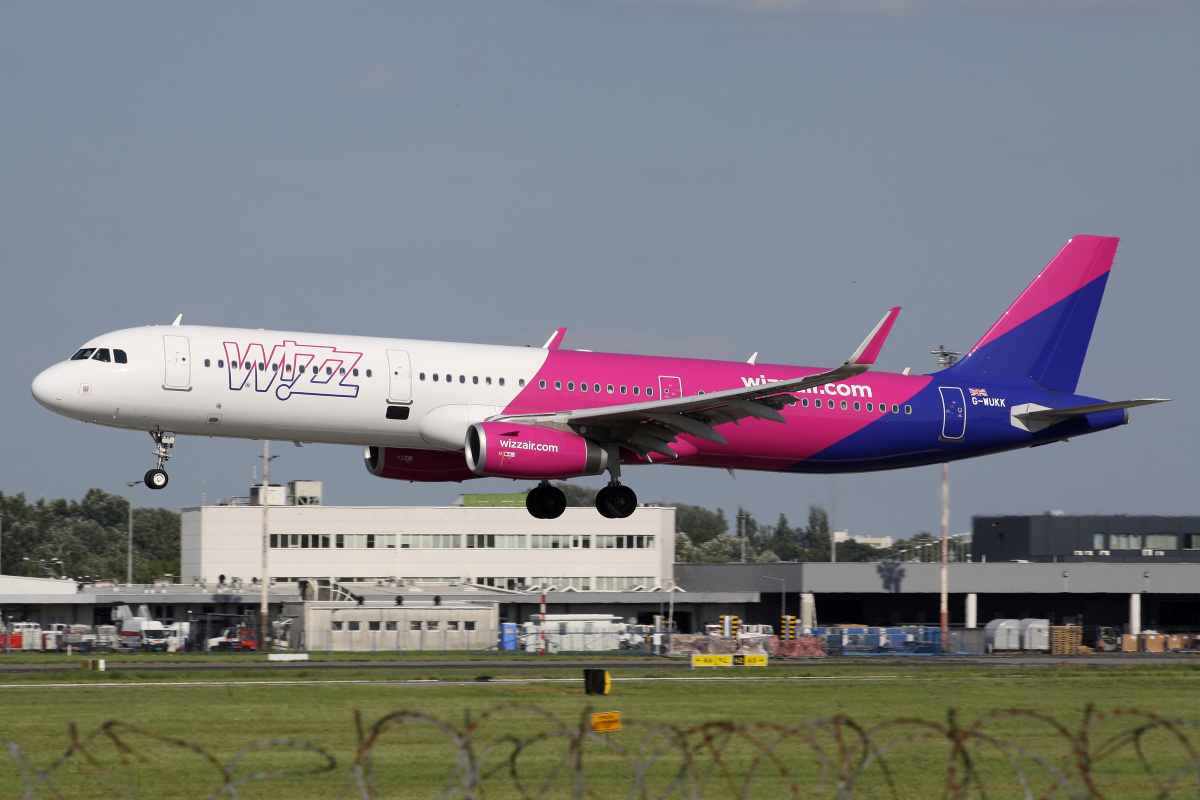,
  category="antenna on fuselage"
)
[930,345,961,370]
[171,314,183,326]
